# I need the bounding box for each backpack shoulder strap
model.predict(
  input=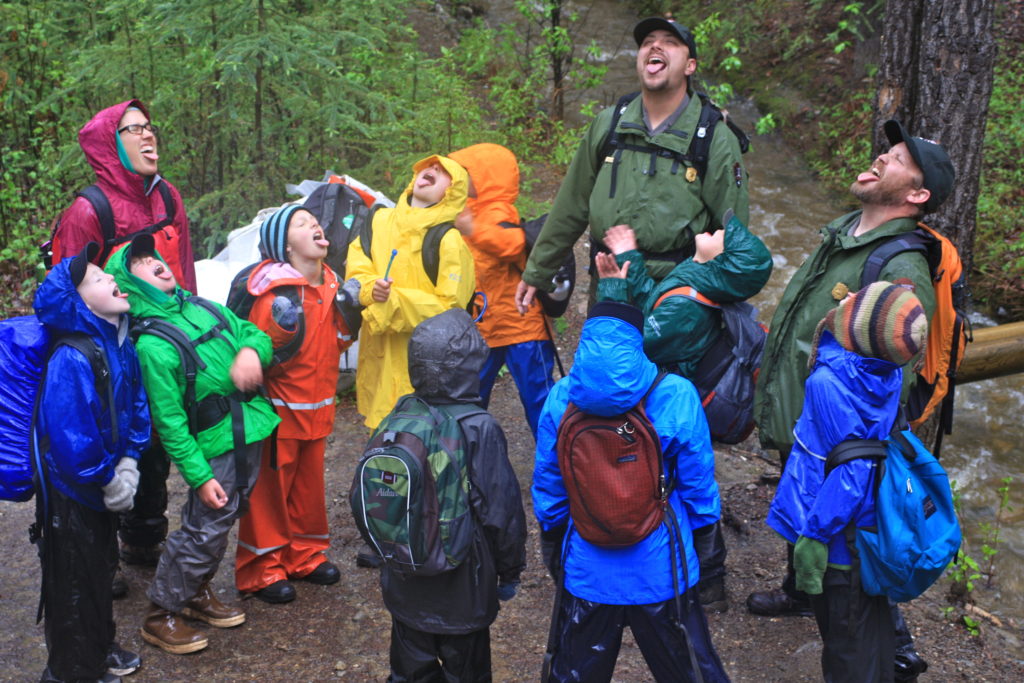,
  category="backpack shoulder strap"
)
[825,438,887,476]
[360,204,384,260]
[597,92,641,164]
[78,185,116,255]
[687,93,750,181]
[189,296,233,334]
[422,222,458,286]
[653,286,721,310]
[53,333,118,446]
[860,231,934,289]
[154,180,177,224]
